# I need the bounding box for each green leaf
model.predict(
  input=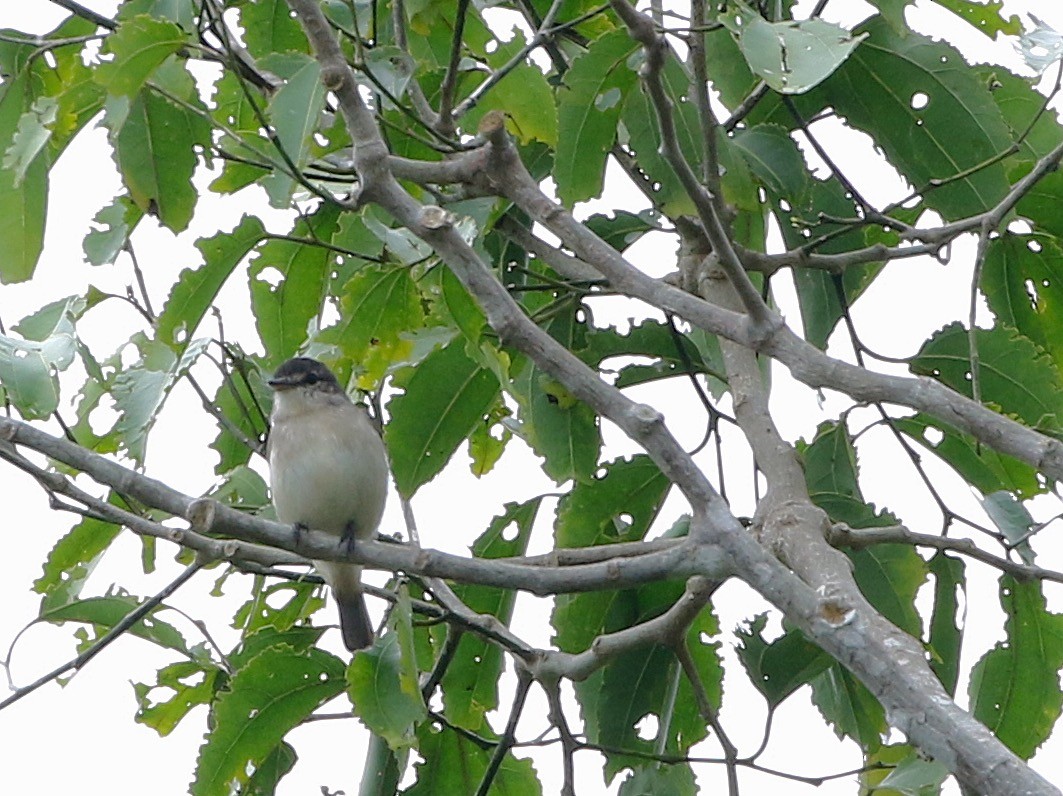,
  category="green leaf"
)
[157,215,265,351]
[927,552,965,695]
[3,96,57,186]
[406,720,542,796]
[42,595,190,654]
[597,645,681,779]
[585,319,727,392]
[510,306,600,484]
[105,72,210,232]
[797,16,1013,220]
[619,761,696,796]
[731,123,810,202]
[554,29,638,206]
[981,233,1063,371]
[554,454,671,549]
[723,12,866,94]
[233,582,325,639]
[209,359,269,473]
[83,194,144,266]
[620,47,701,216]
[736,615,833,707]
[876,751,950,795]
[442,499,540,728]
[934,0,1021,38]
[588,597,718,782]
[319,263,424,388]
[245,742,297,795]
[257,53,327,205]
[780,181,882,349]
[348,599,427,749]
[240,0,310,57]
[135,660,222,736]
[34,513,122,602]
[111,334,208,463]
[868,0,914,34]
[980,490,1036,565]
[385,338,500,497]
[552,455,672,655]
[191,645,345,796]
[249,204,340,360]
[848,545,927,638]
[0,70,48,282]
[810,663,888,750]
[463,33,558,147]
[975,67,1063,168]
[583,210,662,253]
[911,322,1063,430]
[0,295,80,418]
[96,15,188,97]
[969,577,1063,759]
[896,414,1042,499]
